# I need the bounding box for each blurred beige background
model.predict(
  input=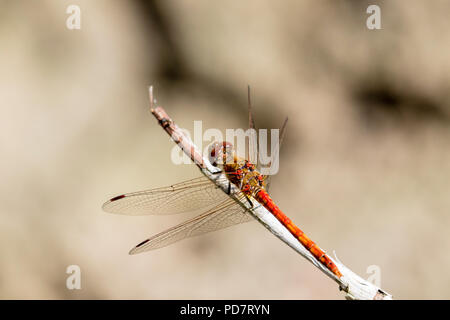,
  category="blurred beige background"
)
[1,0,450,299]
